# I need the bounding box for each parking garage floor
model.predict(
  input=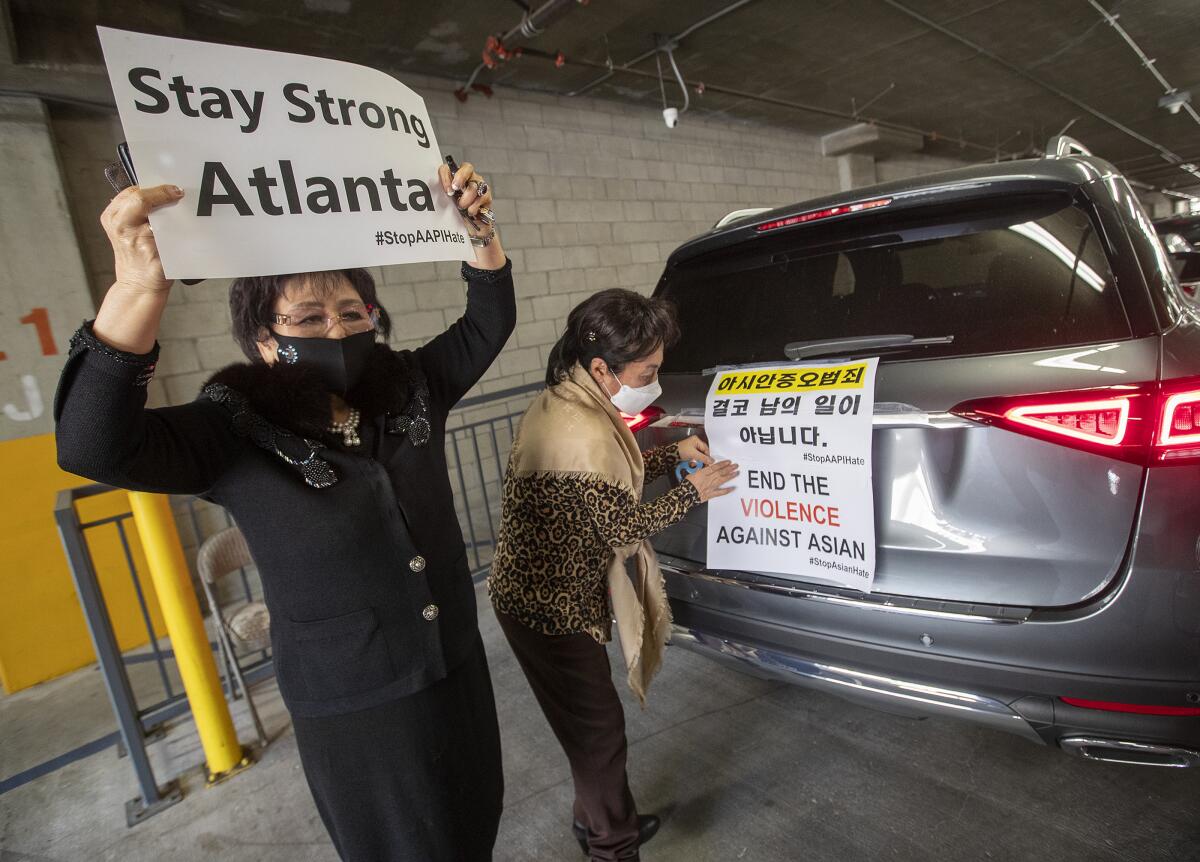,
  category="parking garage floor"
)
[2,585,1198,862]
